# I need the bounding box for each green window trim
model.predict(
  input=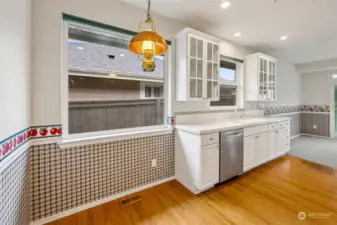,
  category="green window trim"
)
[62,13,172,45]
[221,55,244,64]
